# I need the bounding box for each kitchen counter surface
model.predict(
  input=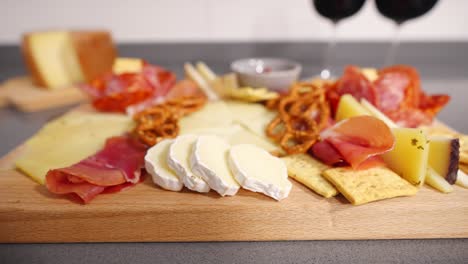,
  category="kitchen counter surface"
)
[1,42,467,264]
